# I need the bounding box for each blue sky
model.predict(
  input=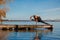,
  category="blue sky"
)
[5,0,60,20]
